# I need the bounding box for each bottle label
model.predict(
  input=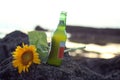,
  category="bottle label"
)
[58,41,65,59]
